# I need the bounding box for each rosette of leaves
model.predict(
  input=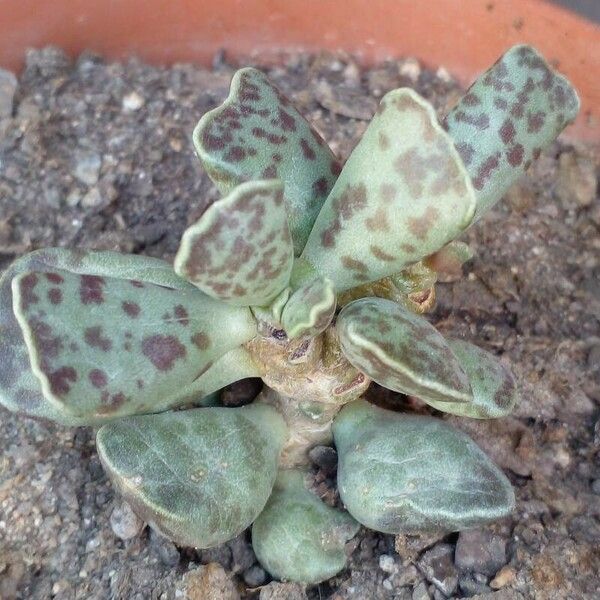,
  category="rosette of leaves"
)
[0,45,579,585]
